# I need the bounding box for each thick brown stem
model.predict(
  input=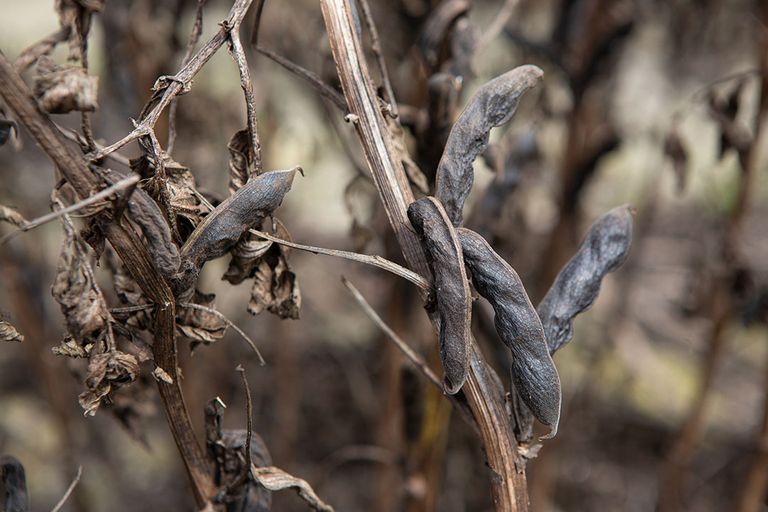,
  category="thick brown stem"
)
[0,51,216,508]
[318,1,528,509]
